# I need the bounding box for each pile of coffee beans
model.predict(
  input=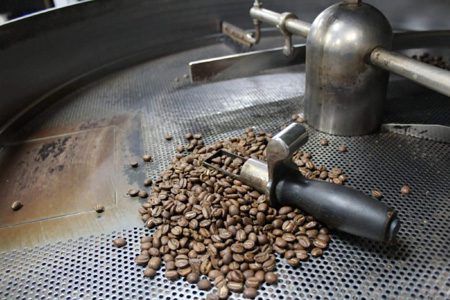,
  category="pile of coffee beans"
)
[135,128,340,299]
